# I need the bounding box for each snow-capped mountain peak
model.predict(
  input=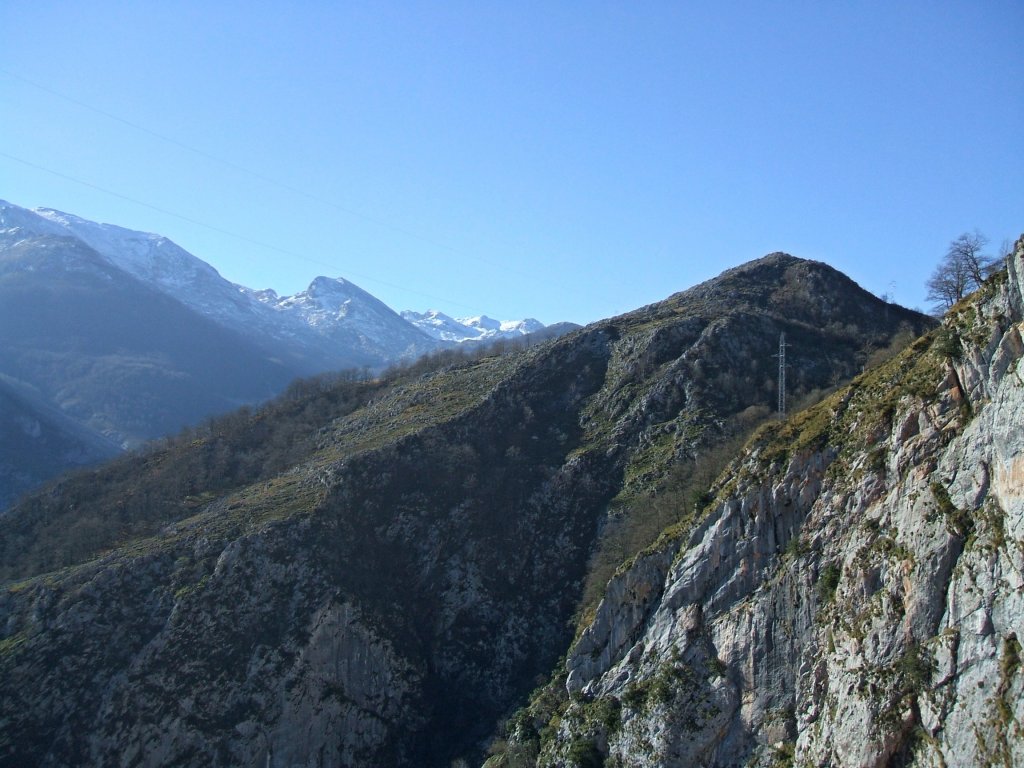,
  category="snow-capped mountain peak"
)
[402,309,546,343]
[499,318,545,335]
[457,315,502,332]
[304,276,366,309]
[271,276,401,324]
[400,309,479,342]
[2,199,545,365]
[1,199,437,368]
[0,199,72,241]
[32,206,223,292]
